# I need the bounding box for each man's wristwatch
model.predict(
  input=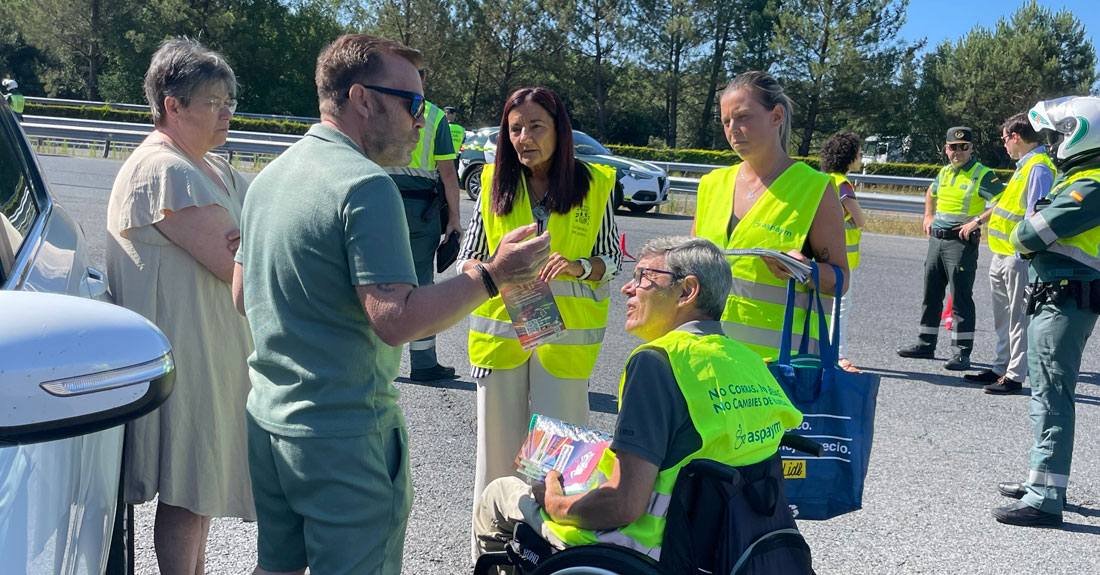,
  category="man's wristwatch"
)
[971,216,982,225]
[577,258,593,280]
